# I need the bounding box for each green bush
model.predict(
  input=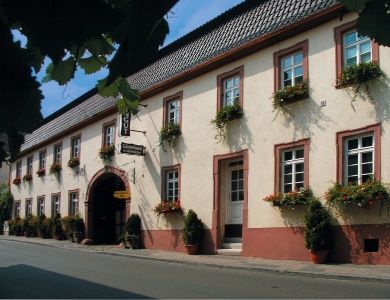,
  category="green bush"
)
[37,215,52,238]
[263,187,314,207]
[159,122,181,150]
[12,217,22,236]
[304,200,333,251]
[52,213,64,239]
[62,215,85,243]
[211,103,243,142]
[337,62,384,86]
[182,209,203,246]
[0,184,13,234]
[125,213,142,249]
[8,219,15,235]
